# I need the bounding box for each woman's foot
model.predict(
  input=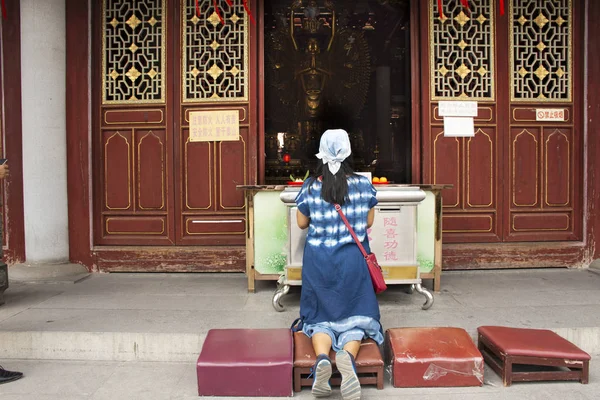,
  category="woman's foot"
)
[336,350,361,400]
[311,354,332,397]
